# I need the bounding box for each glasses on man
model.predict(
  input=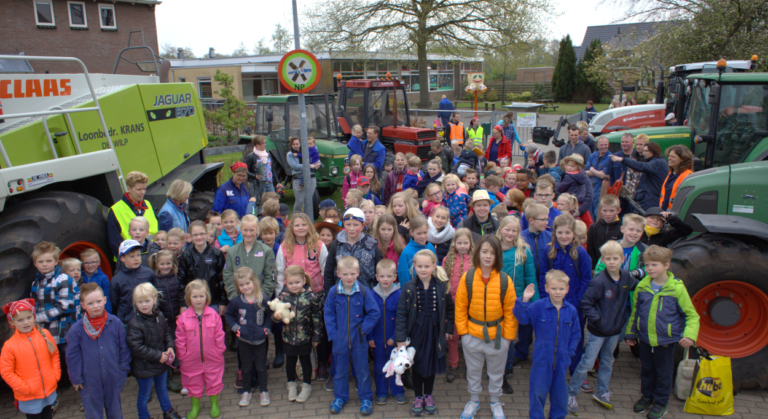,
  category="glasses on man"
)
[535,193,553,198]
